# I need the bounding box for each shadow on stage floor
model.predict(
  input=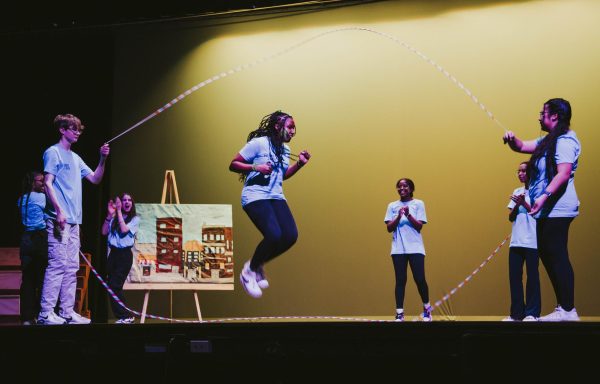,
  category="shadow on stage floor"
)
[1,319,598,382]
